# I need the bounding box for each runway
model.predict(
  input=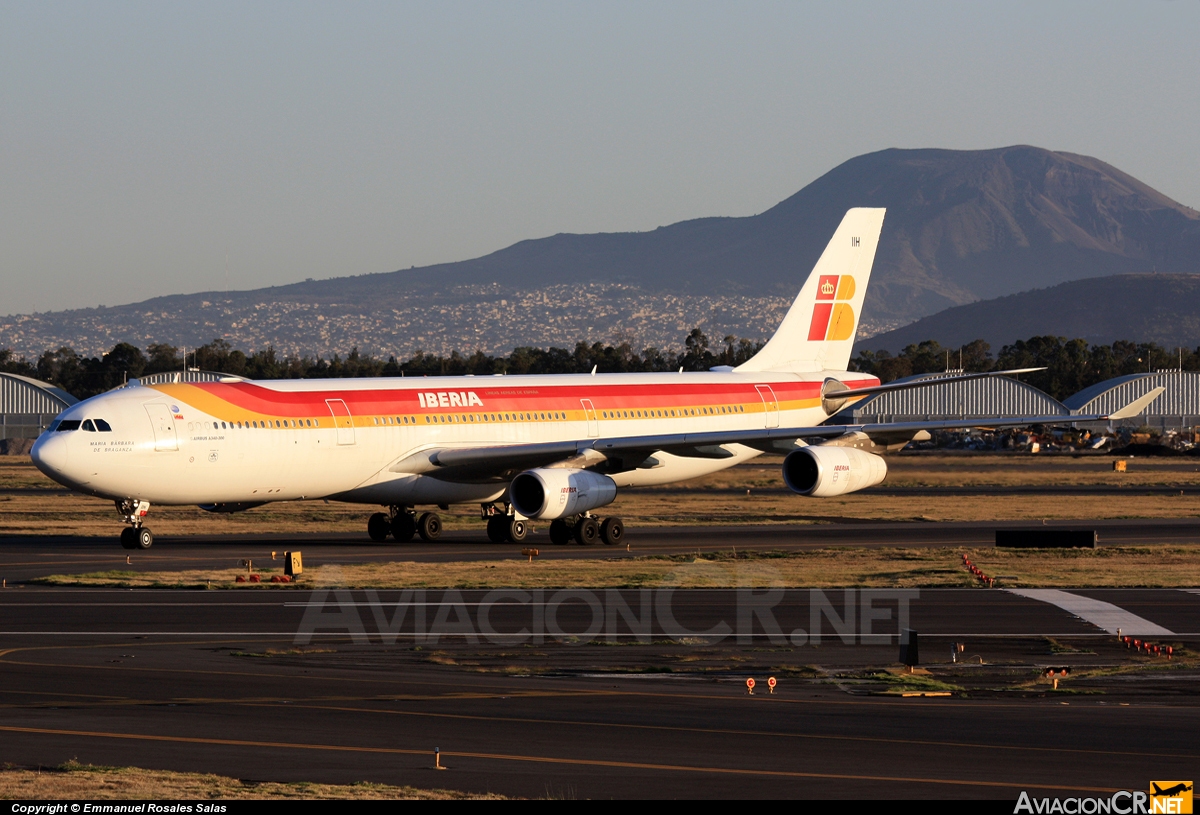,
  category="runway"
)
[0,585,1197,798]
[3,516,1200,584]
